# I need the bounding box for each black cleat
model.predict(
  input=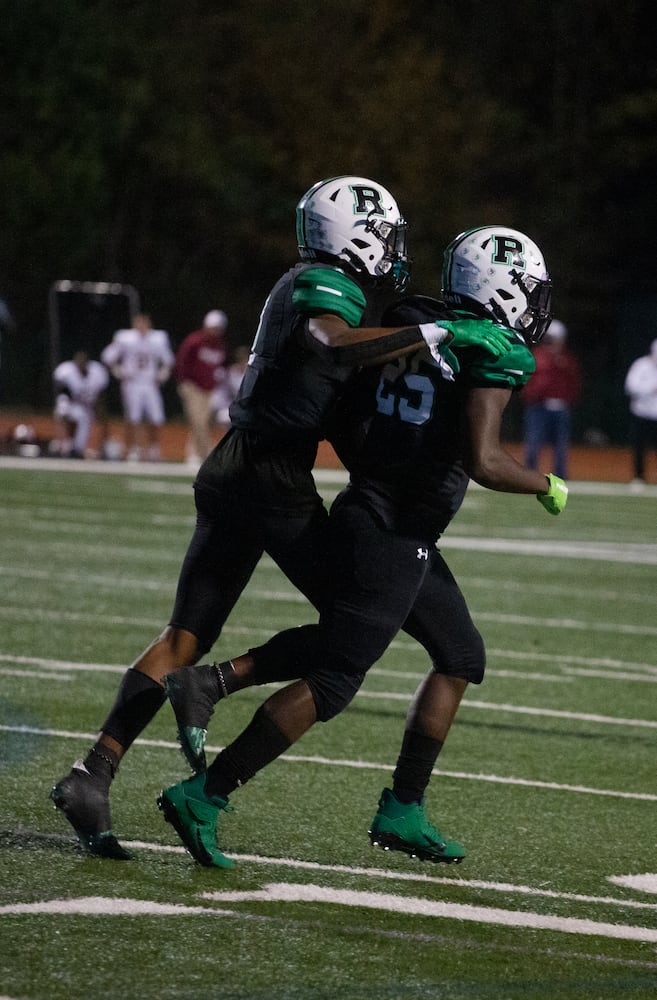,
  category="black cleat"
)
[163,664,222,773]
[50,760,131,860]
